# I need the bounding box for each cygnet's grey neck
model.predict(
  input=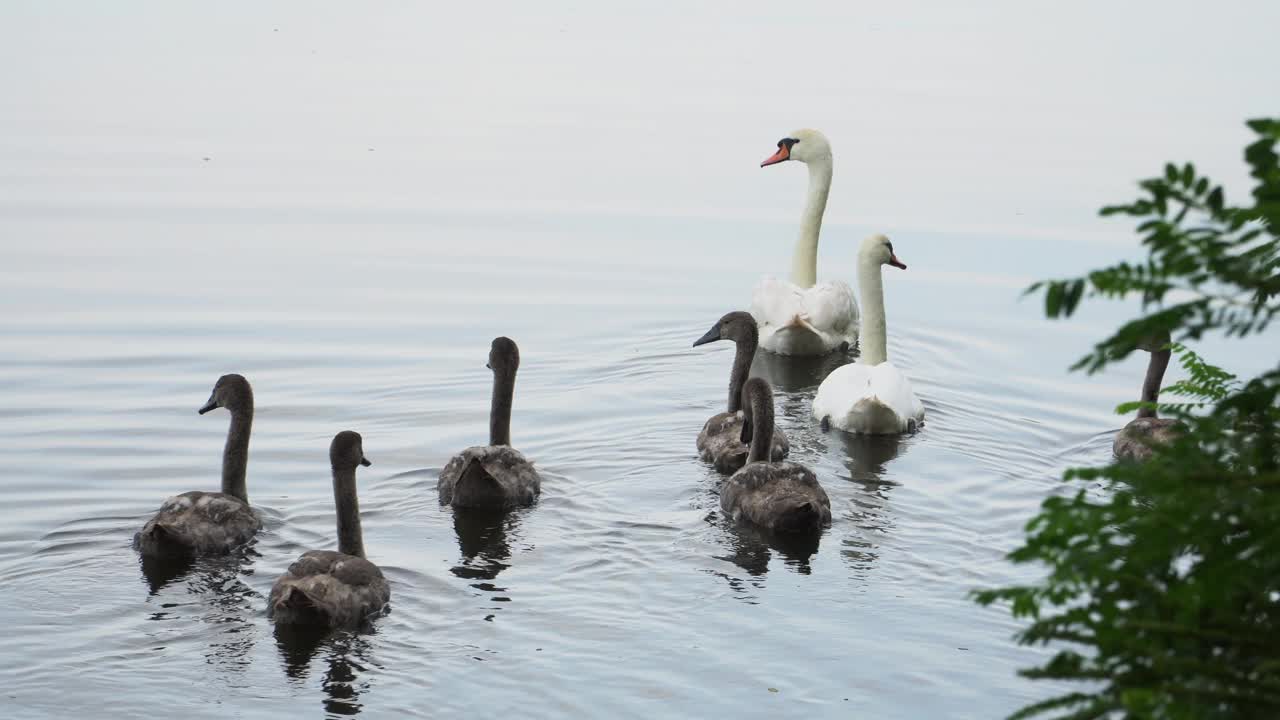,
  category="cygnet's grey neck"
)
[1138,347,1172,419]
[726,325,759,414]
[743,379,776,464]
[333,465,365,559]
[790,158,832,289]
[221,405,252,503]
[489,365,516,446]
